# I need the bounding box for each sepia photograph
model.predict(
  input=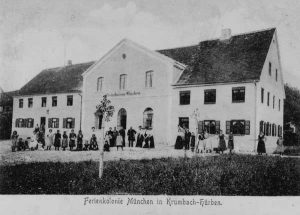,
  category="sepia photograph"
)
[0,0,299,214]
